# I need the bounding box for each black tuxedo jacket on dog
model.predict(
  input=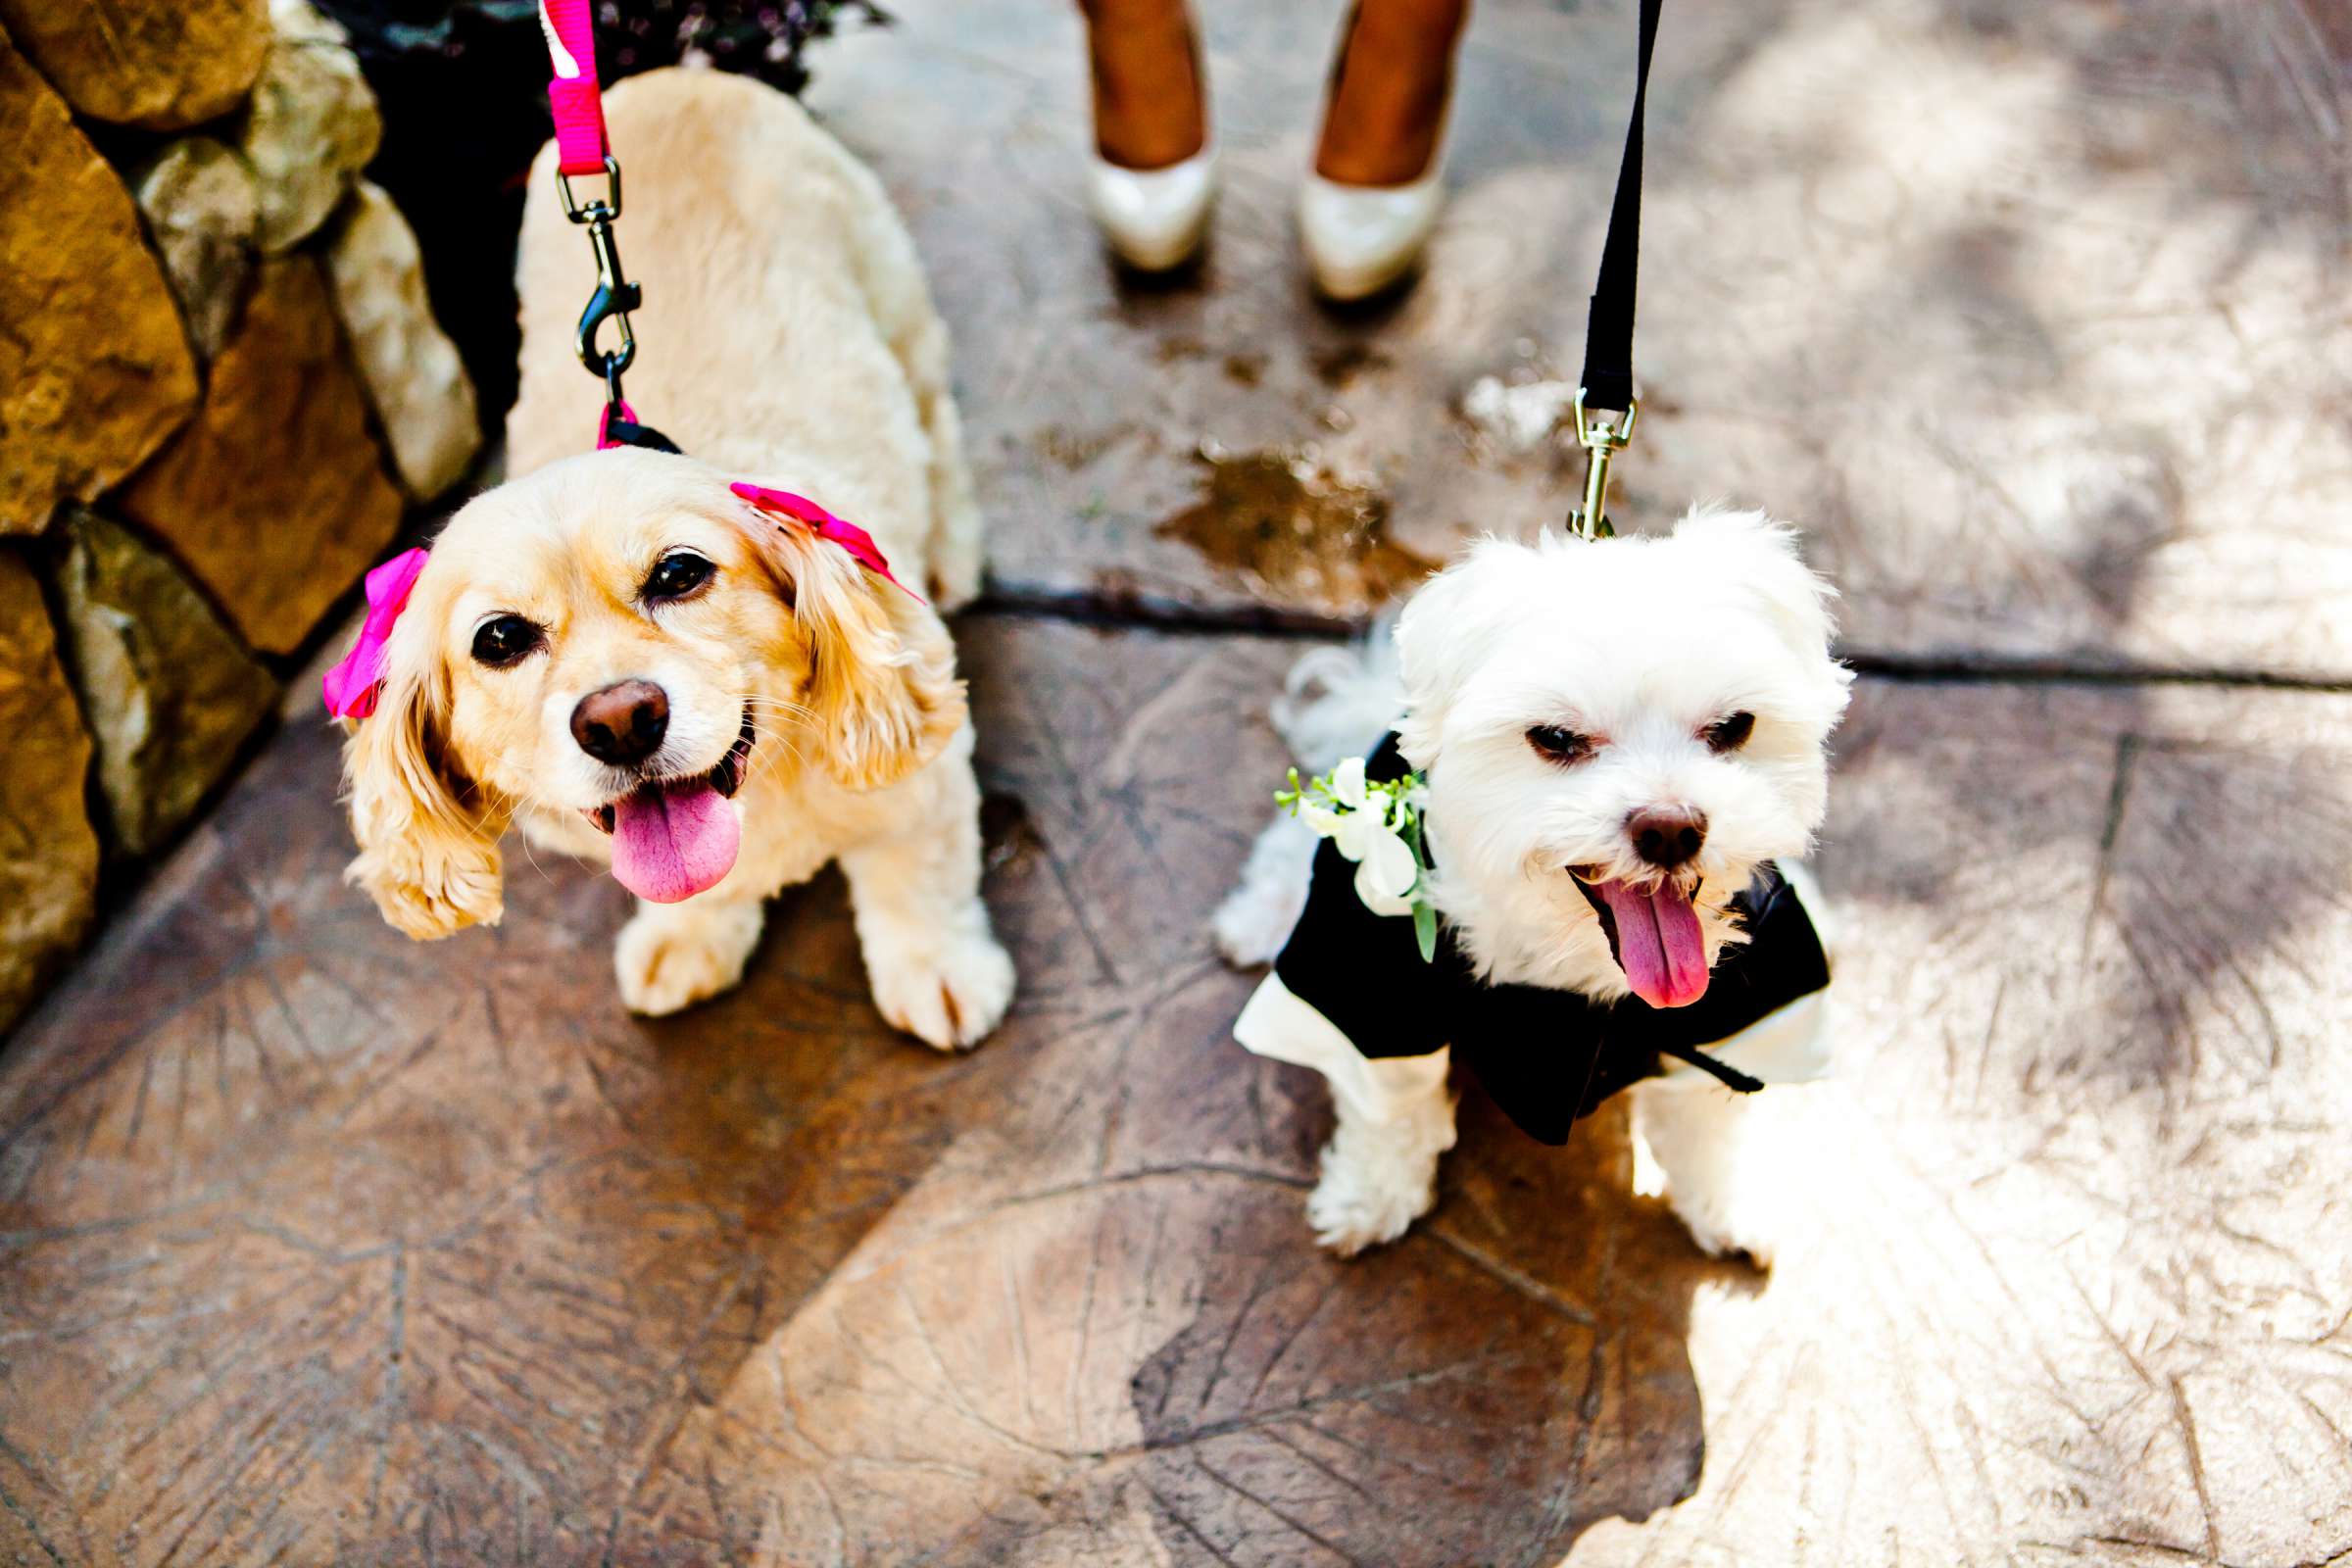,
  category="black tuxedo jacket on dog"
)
[1235,734,1833,1145]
